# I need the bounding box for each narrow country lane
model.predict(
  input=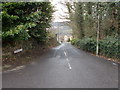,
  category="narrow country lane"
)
[3,43,118,88]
